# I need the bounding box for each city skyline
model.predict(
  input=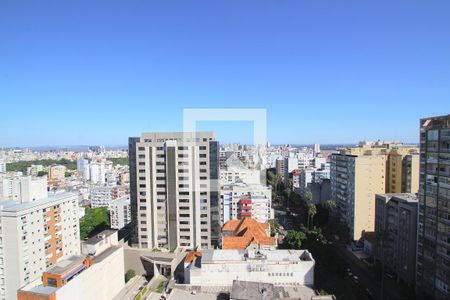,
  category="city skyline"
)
[1,1,450,146]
